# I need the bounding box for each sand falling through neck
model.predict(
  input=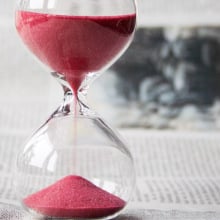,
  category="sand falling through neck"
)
[23,175,126,219]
